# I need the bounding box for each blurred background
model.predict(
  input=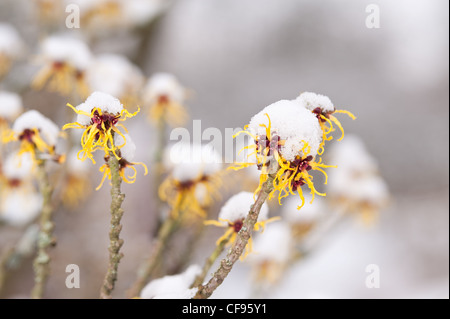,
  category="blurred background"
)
[0,0,448,298]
